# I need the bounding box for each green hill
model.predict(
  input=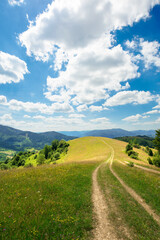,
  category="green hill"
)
[0,124,75,151]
